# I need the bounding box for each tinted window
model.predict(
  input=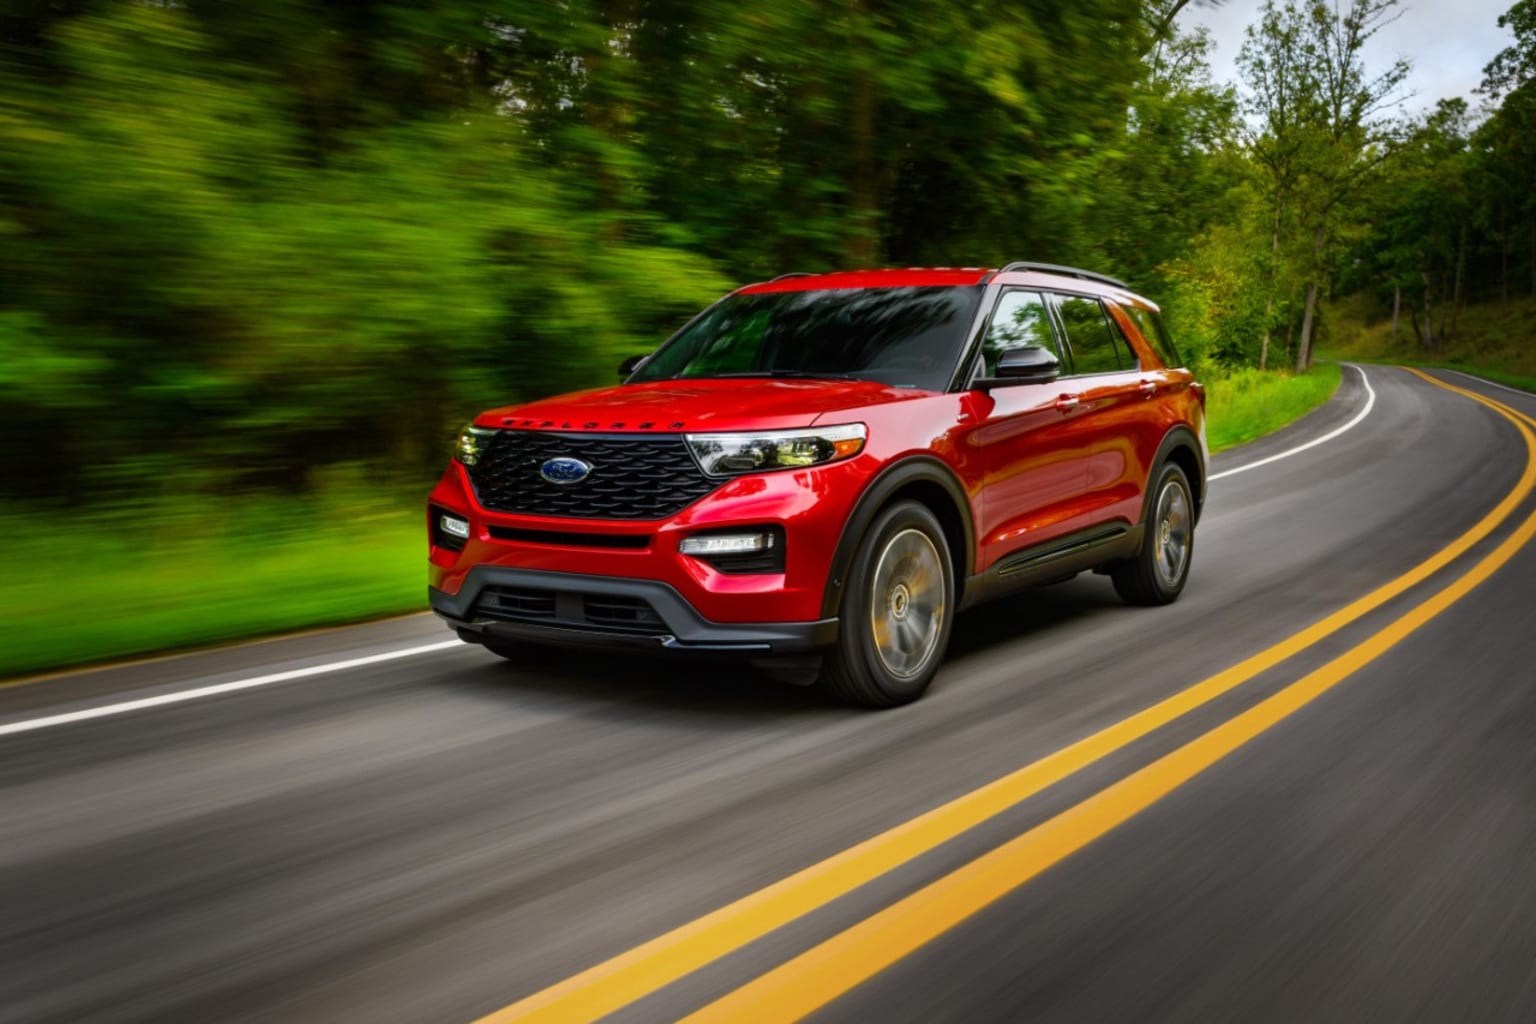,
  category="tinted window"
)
[1053,295,1127,375]
[982,289,1059,375]
[1122,304,1183,368]
[630,286,982,391]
